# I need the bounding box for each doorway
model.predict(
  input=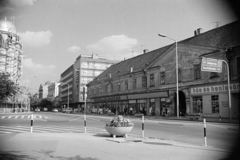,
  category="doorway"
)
[174,91,186,116]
